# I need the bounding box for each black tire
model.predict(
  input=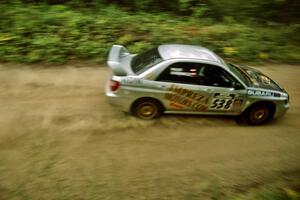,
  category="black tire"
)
[246,104,271,125]
[132,98,163,120]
